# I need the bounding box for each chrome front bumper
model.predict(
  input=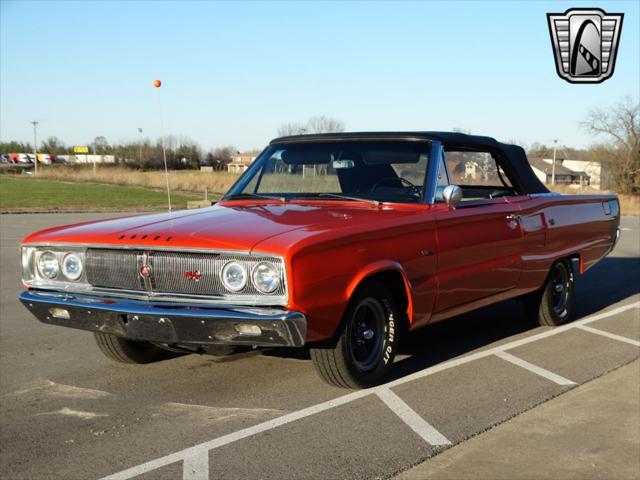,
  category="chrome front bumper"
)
[19,290,306,347]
